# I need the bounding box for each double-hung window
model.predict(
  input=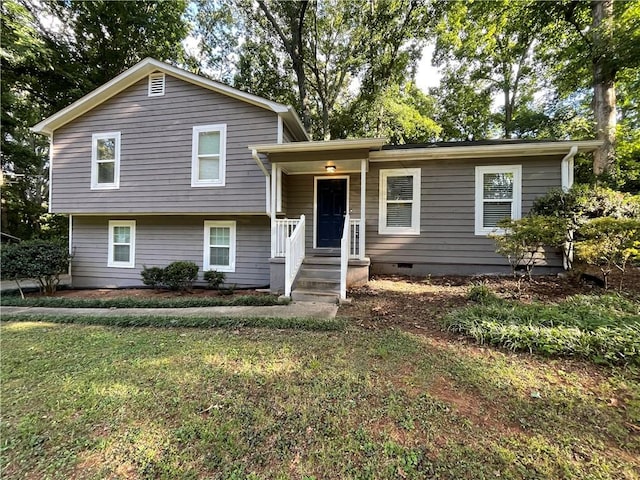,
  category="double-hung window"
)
[91,132,121,189]
[475,165,522,235]
[192,125,226,187]
[203,221,236,272]
[108,220,135,268]
[379,168,421,235]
